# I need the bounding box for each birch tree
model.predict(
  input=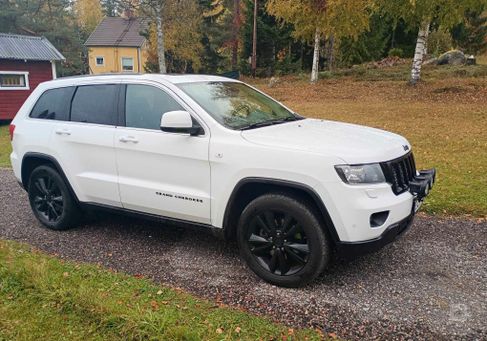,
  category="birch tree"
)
[154,2,166,73]
[121,0,168,73]
[144,0,202,73]
[267,0,373,83]
[378,0,485,85]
